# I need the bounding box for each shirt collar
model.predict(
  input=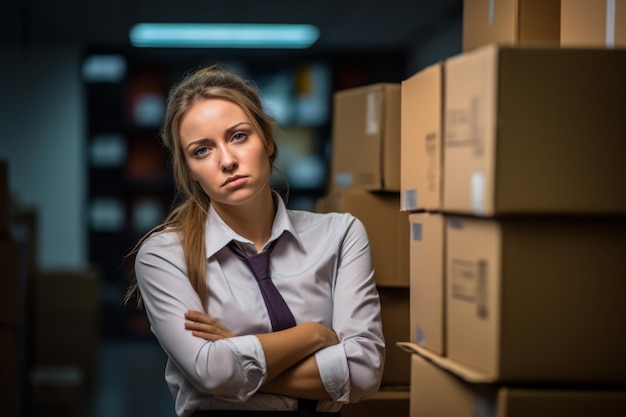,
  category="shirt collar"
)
[204,190,304,259]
